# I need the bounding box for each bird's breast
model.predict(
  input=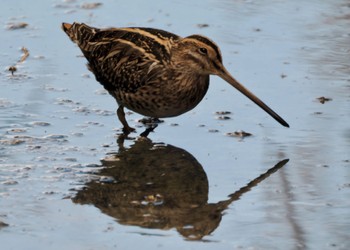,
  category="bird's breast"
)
[113,74,210,118]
